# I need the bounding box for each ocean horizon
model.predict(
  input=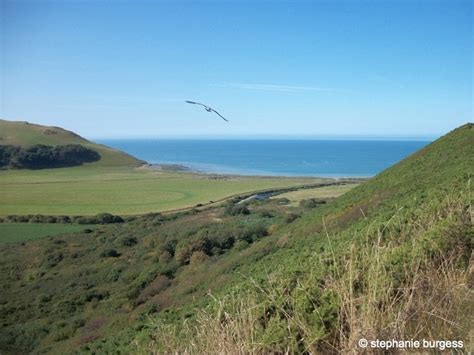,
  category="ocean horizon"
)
[98,139,431,177]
